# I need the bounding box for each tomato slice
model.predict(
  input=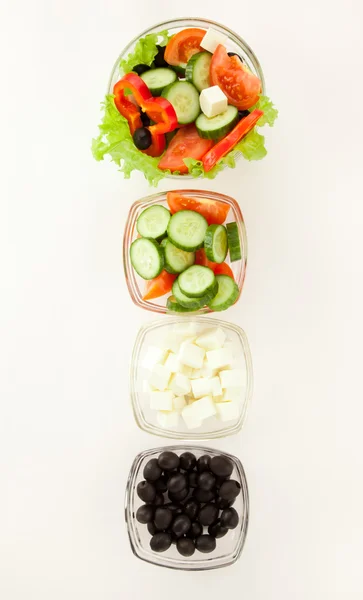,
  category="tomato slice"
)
[167,192,230,225]
[210,45,262,110]
[142,271,177,301]
[213,262,234,279]
[158,125,213,173]
[164,28,205,67]
[195,250,235,280]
